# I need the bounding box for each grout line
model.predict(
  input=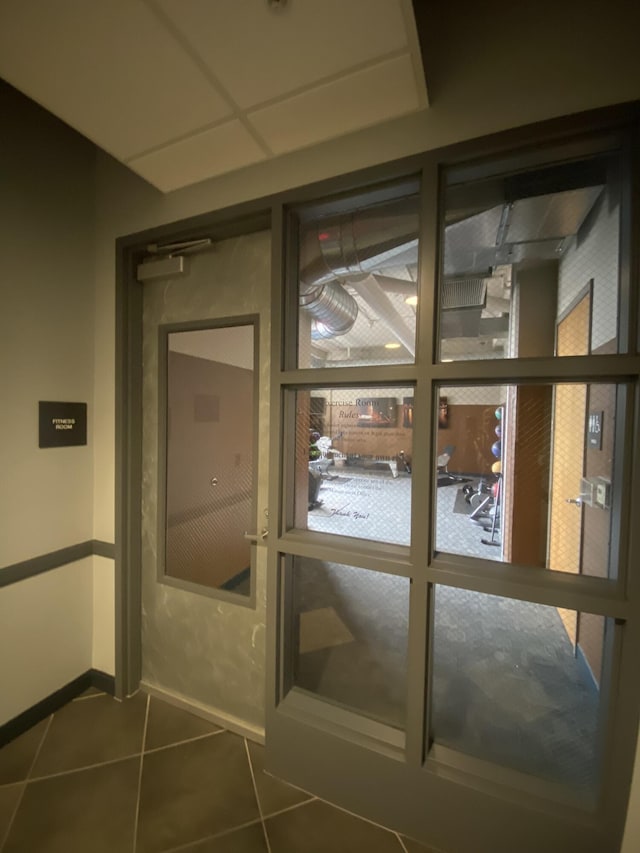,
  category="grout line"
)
[132,694,151,853]
[159,817,265,853]
[72,692,106,702]
[311,790,406,836]
[260,797,317,822]
[143,728,226,755]
[0,714,53,851]
[0,781,25,853]
[396,831,410,852]
[244,738,272,853]
[26,714,53,781]
[28,752,142,783]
